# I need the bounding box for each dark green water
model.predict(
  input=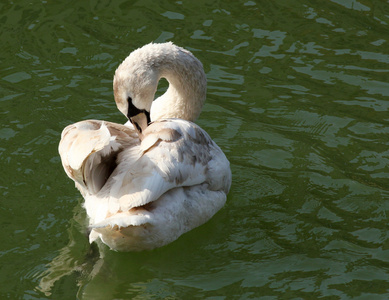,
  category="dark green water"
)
[1,0,388,299]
